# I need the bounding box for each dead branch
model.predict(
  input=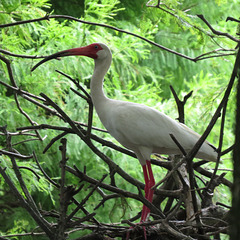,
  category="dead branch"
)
[0,11,237,239]
[197,15,239,42]
[0,159,54,239]
[170,86,193,124]
[0,15,237,62]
